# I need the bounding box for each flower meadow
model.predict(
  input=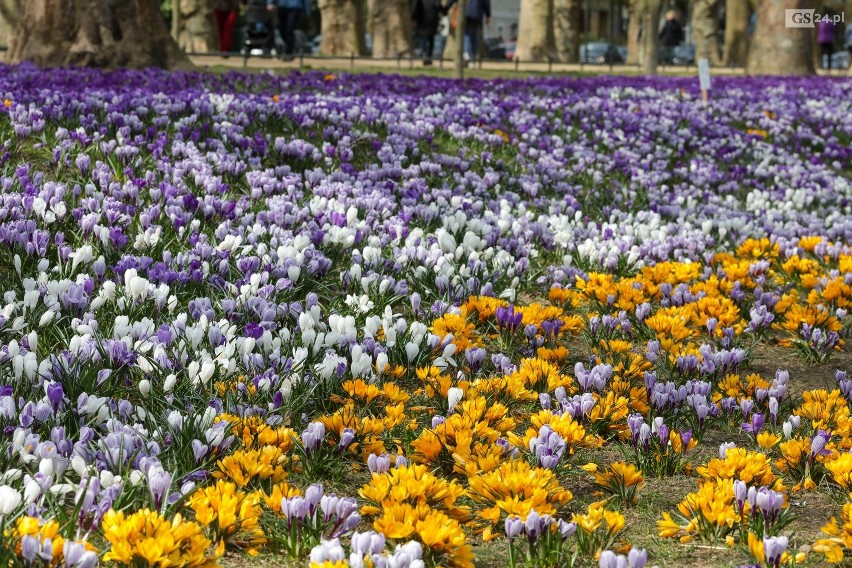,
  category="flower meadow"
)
[0,63,849,568]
